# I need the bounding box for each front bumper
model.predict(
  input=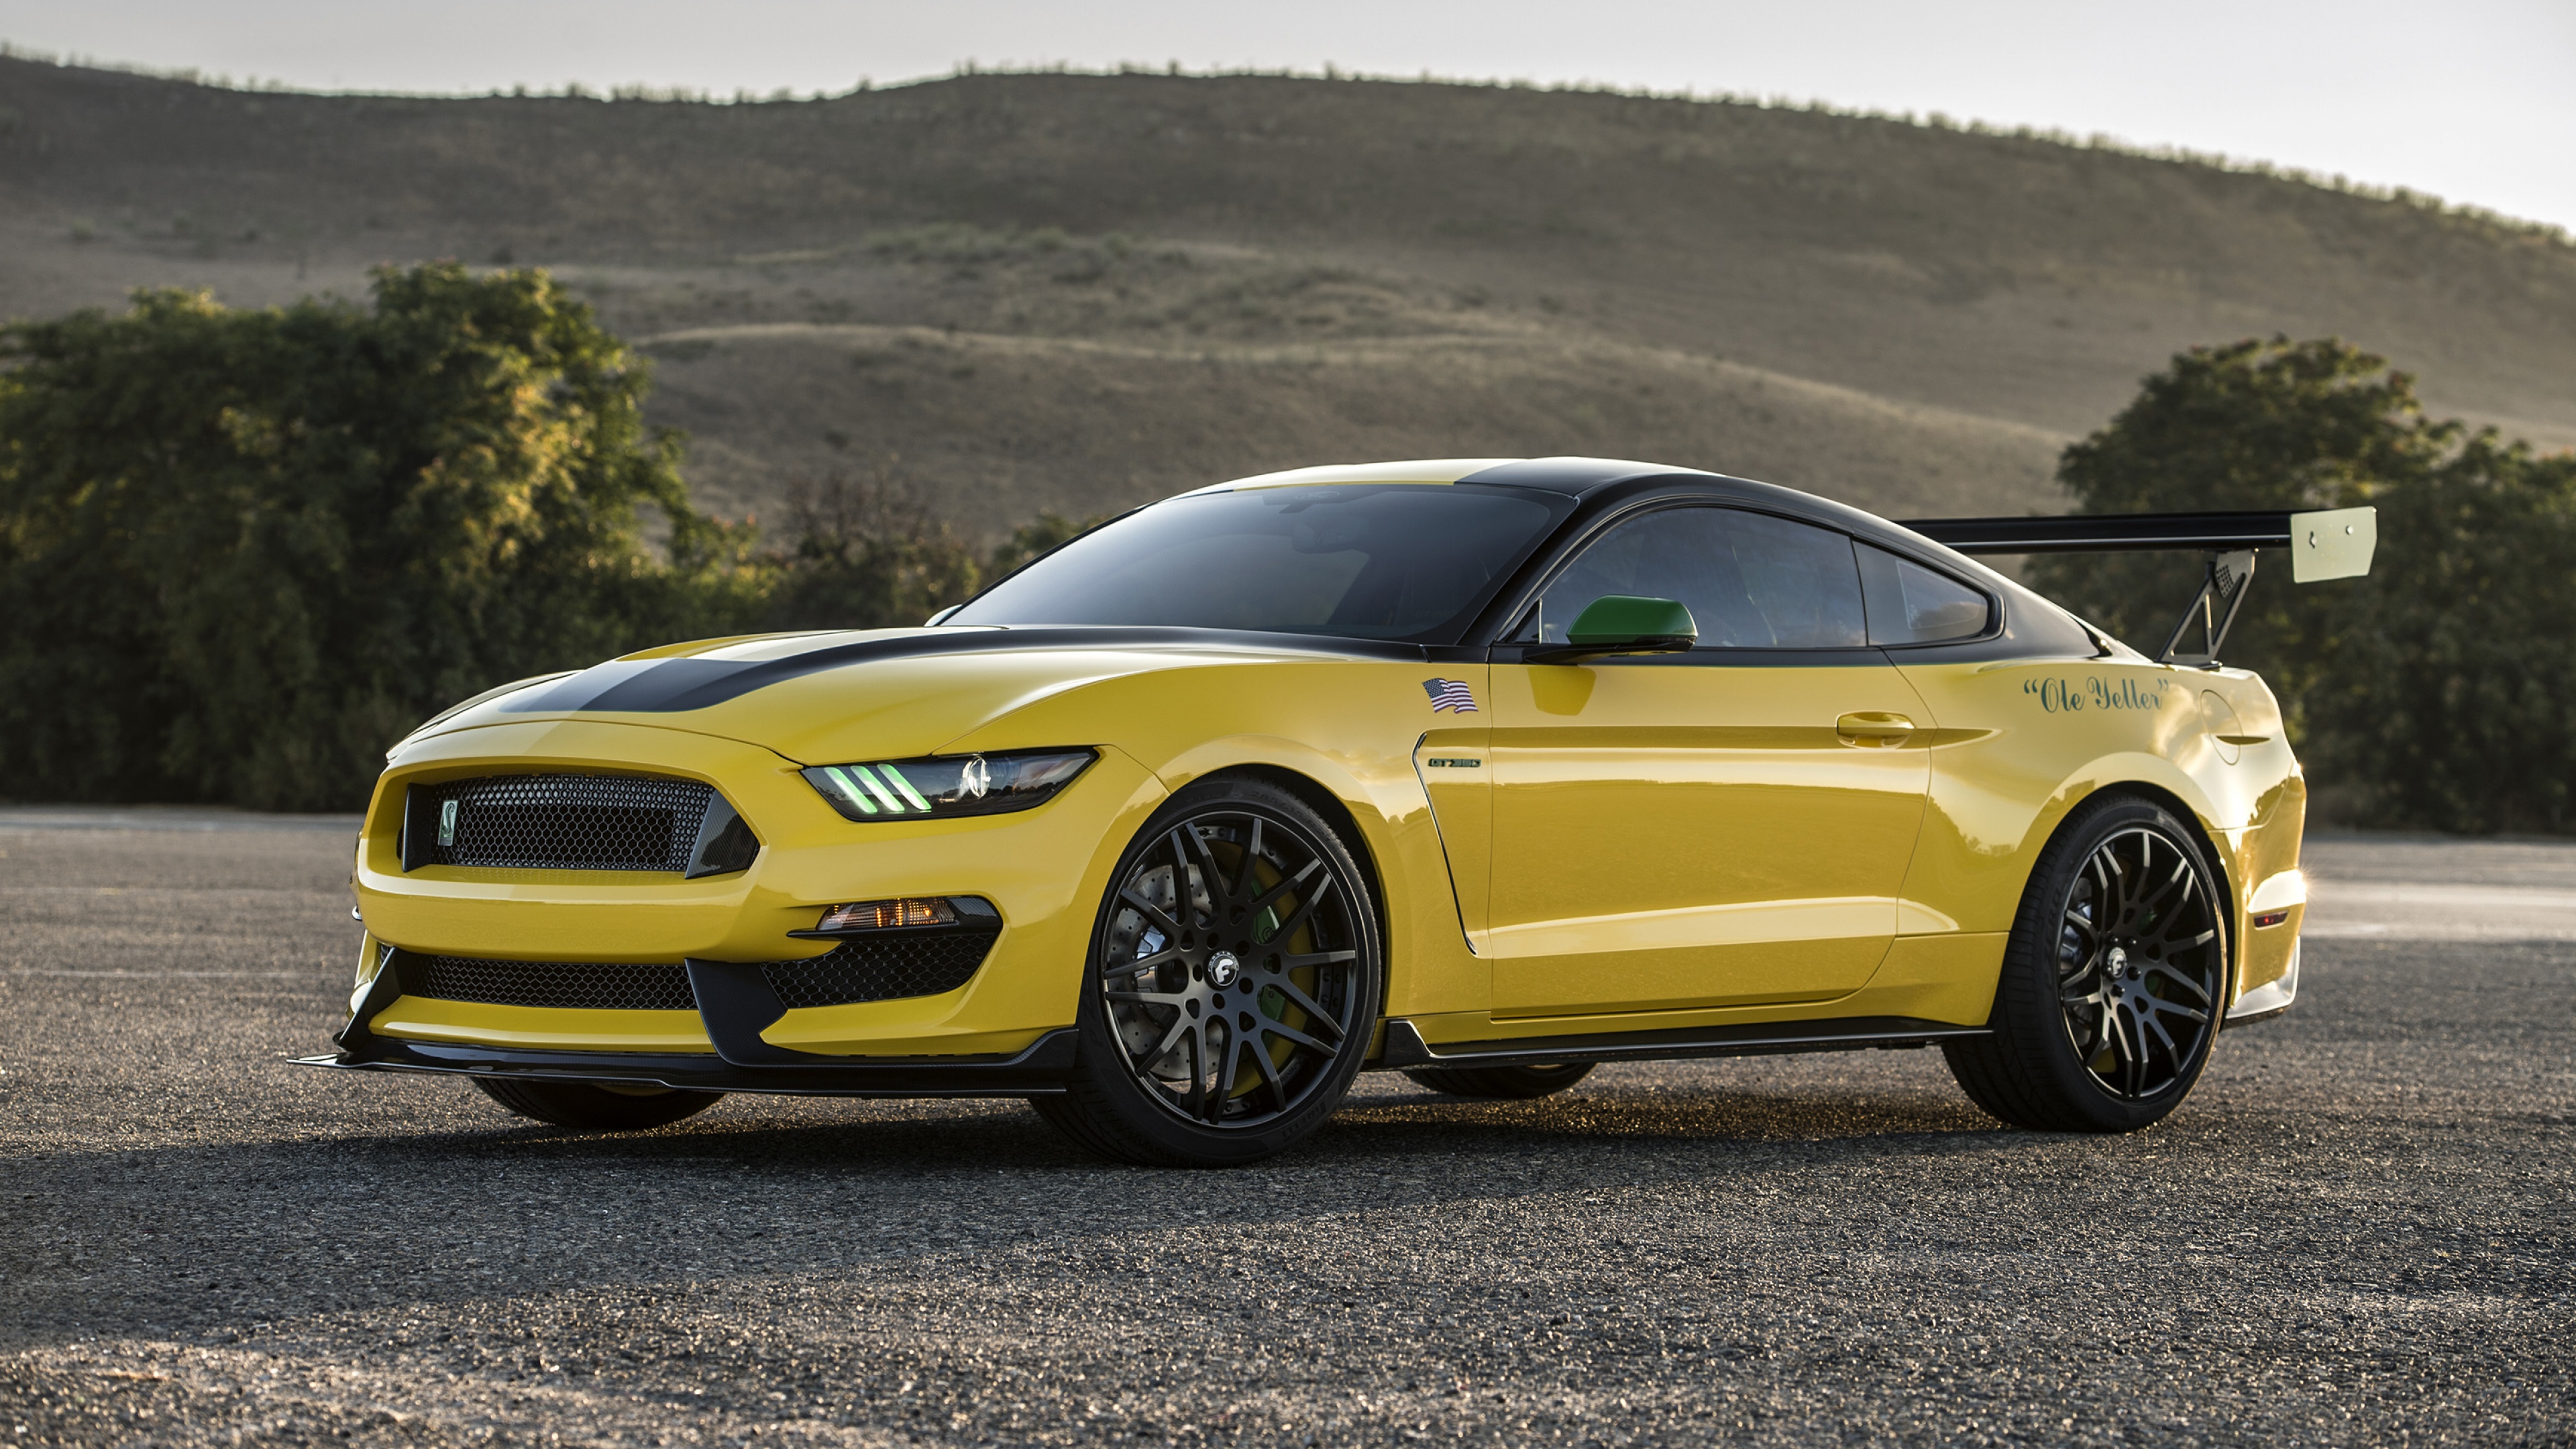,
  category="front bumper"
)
[346,718,1164,1063]
[311,944,1080,1094]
